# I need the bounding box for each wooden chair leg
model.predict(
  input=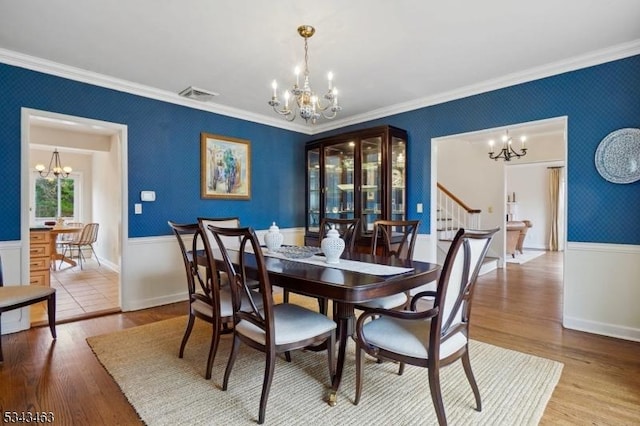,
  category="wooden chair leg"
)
[179,314,195,358]
[205,316,222,380]
[47,293,57,339]
[222,335,241,391]
[461,350,482,411]
[428,366,447,426]
[282,289,290,303]
[258,350,276,424]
